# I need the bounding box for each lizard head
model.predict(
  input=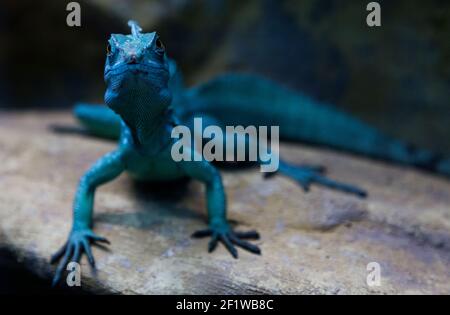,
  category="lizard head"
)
[104,20,172,124]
